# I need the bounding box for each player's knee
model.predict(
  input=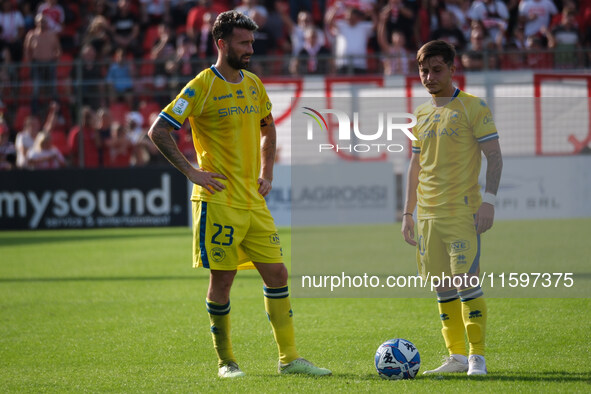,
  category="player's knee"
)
[257,263,288,287]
